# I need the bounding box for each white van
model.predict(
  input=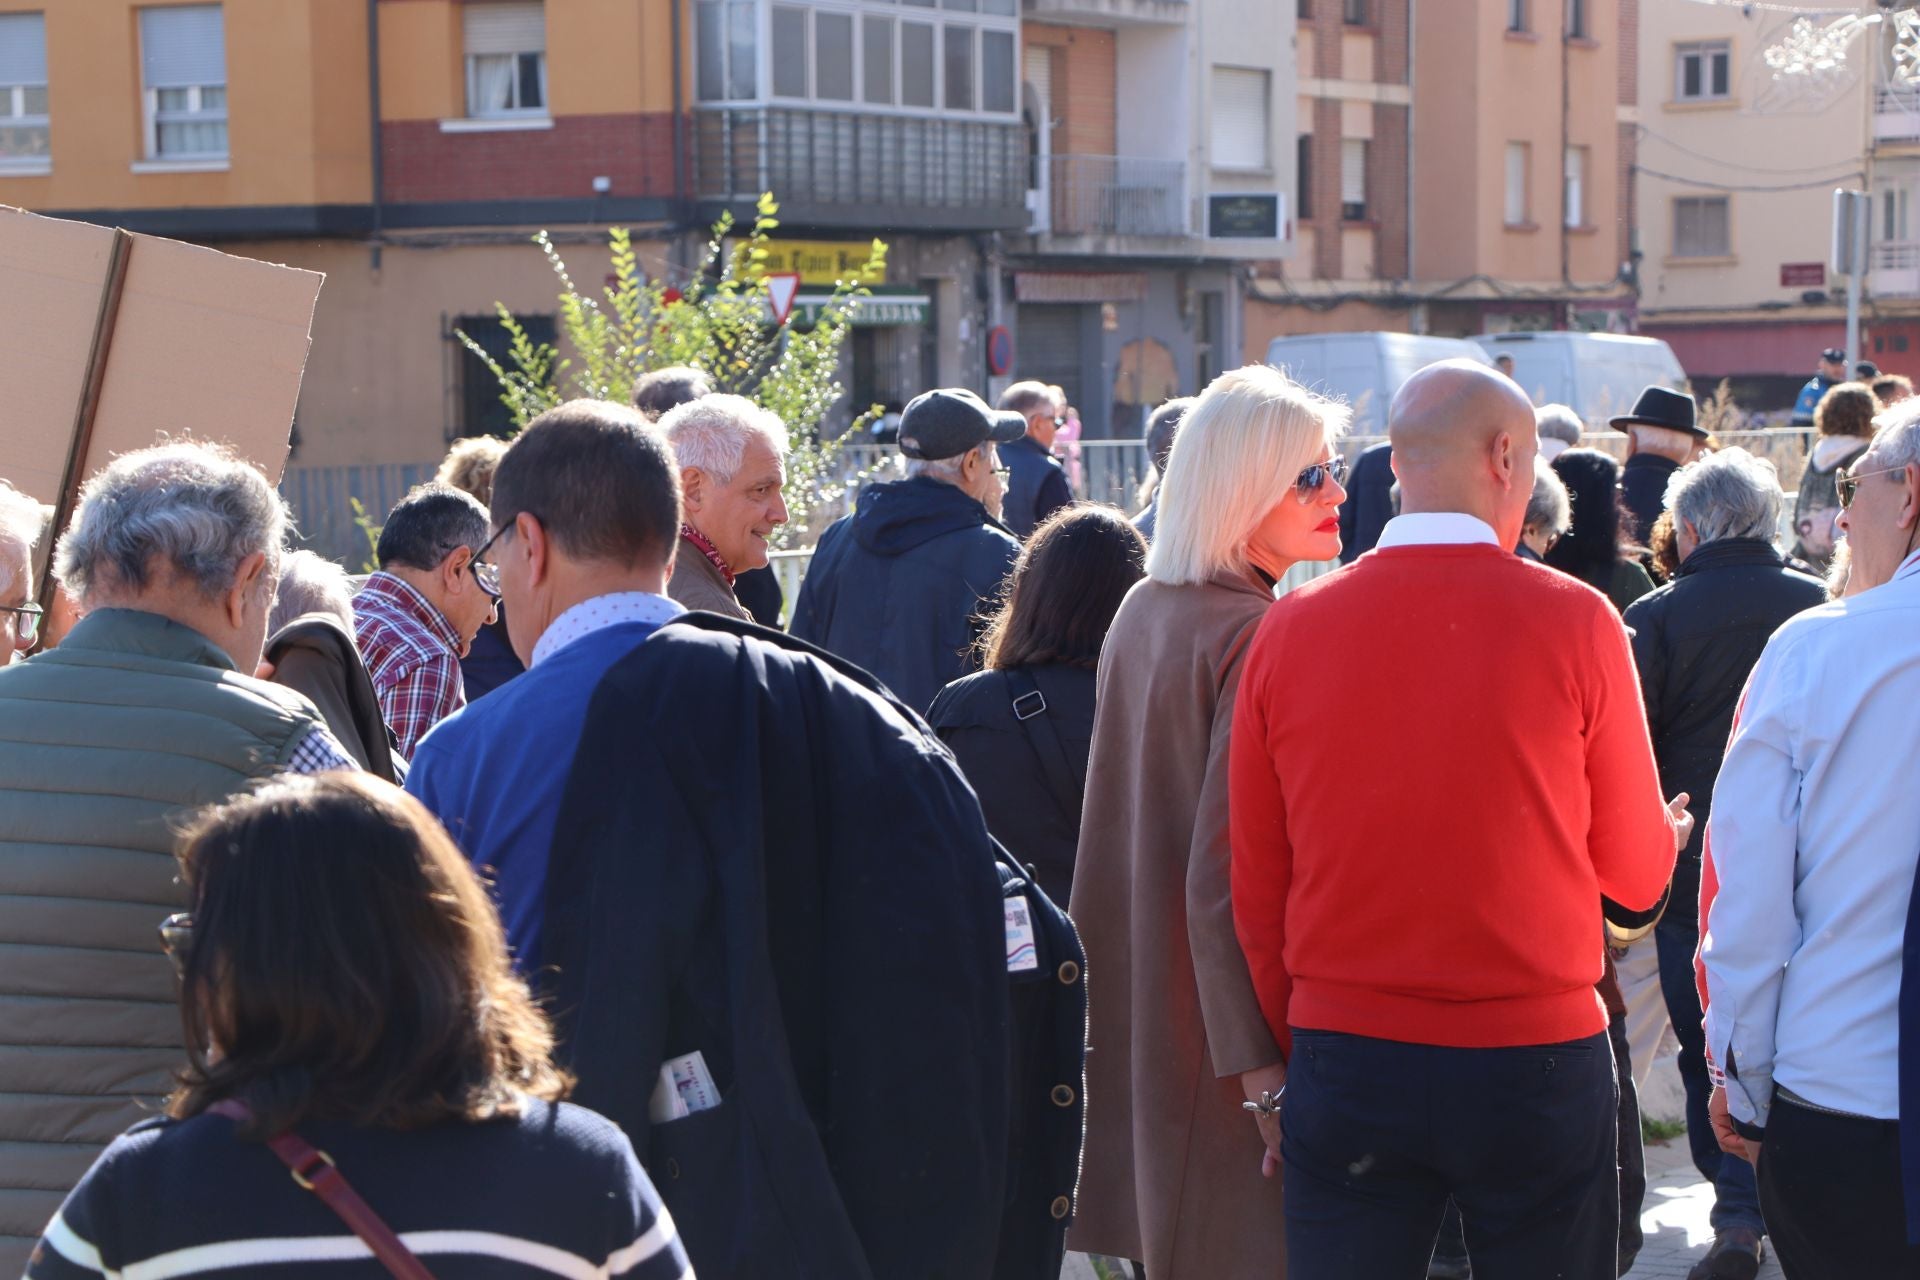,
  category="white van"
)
[1479,332,1686,426]
[1264,332,1491,434]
